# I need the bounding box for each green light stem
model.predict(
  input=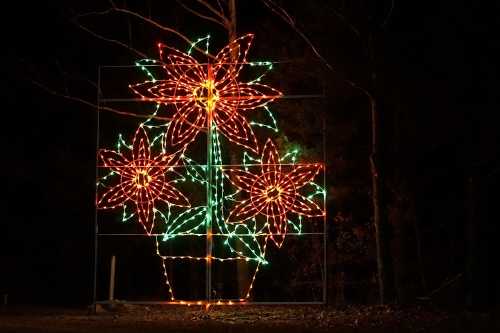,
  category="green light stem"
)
[205,64,214,302]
